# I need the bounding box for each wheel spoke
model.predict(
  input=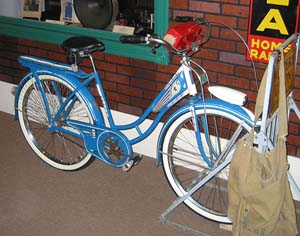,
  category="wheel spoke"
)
[162,108,251,223]
[17,74,94,170]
